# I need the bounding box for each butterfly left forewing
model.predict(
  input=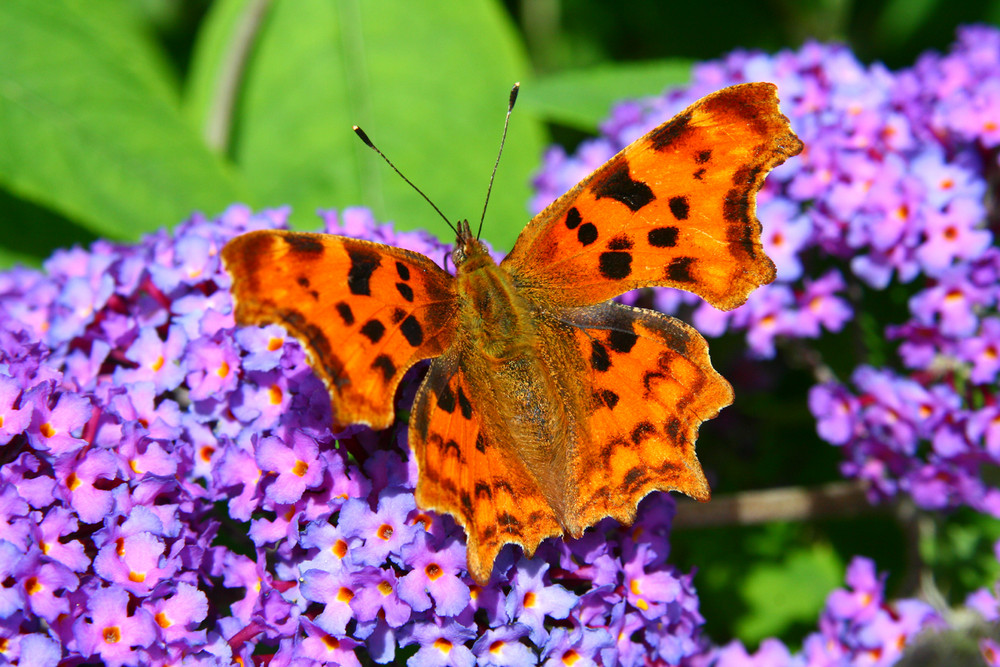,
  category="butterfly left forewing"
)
[502,82,803,311]
[222,230,458,429]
